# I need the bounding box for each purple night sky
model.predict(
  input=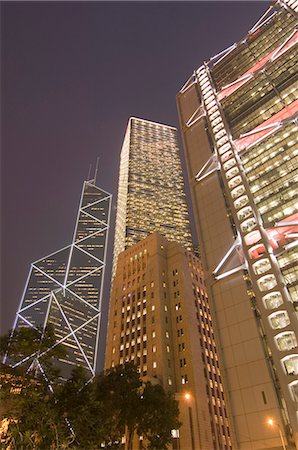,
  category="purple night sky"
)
[1,1,268,368]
